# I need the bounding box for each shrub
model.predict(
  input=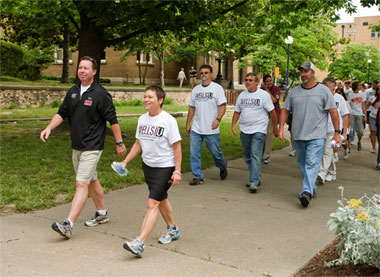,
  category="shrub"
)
[327,187,380,268]
[18,48,54,80]
[114,99,143,106]
[0,41,24,77]
[51,99,62,108]
[41,75,61,81]
[164,98,174,105]
[99,78,111,83]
